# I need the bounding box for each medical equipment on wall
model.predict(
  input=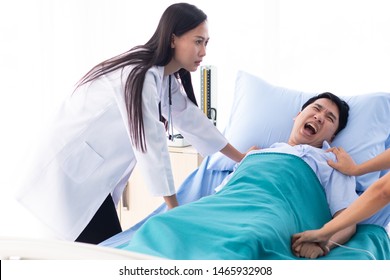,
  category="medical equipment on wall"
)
[164,66,218,147]
[200,65,217,126]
